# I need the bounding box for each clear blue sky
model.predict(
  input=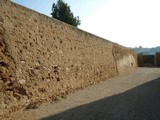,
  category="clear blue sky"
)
[11,0,160,48]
